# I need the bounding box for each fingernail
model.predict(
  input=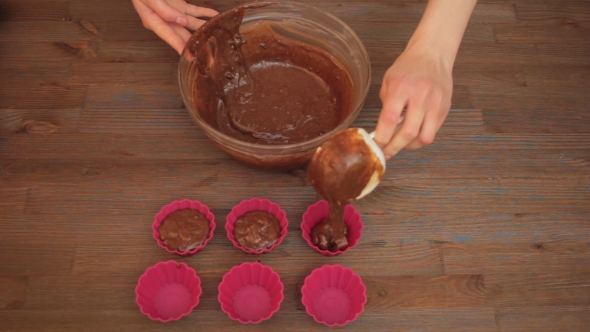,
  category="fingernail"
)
[384,154,392,160]
[176,16,188,26]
